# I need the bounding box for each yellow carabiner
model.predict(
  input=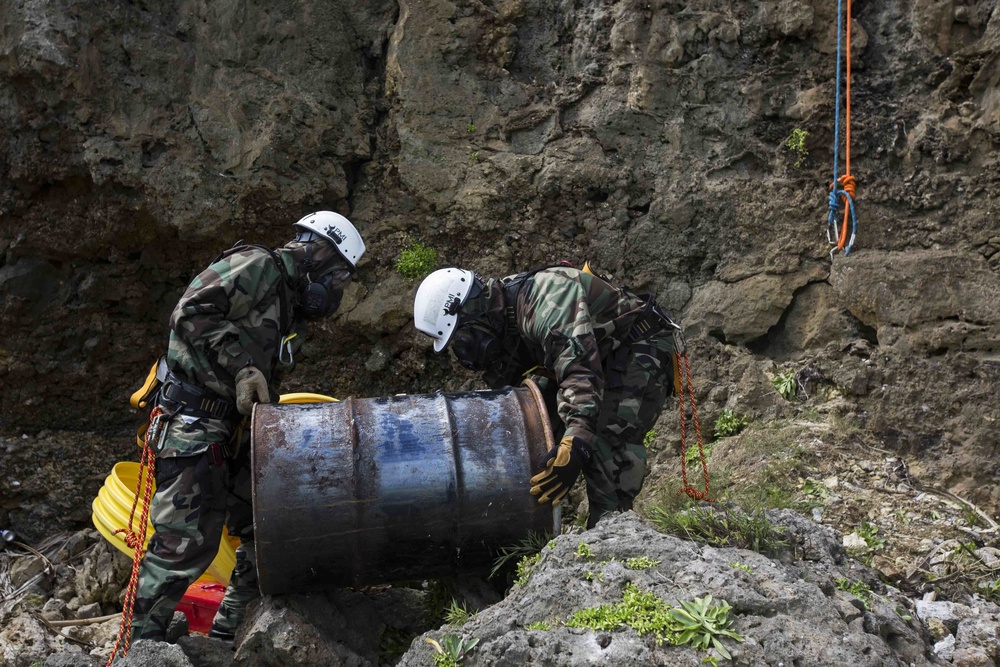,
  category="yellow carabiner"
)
[279,333,298,365]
